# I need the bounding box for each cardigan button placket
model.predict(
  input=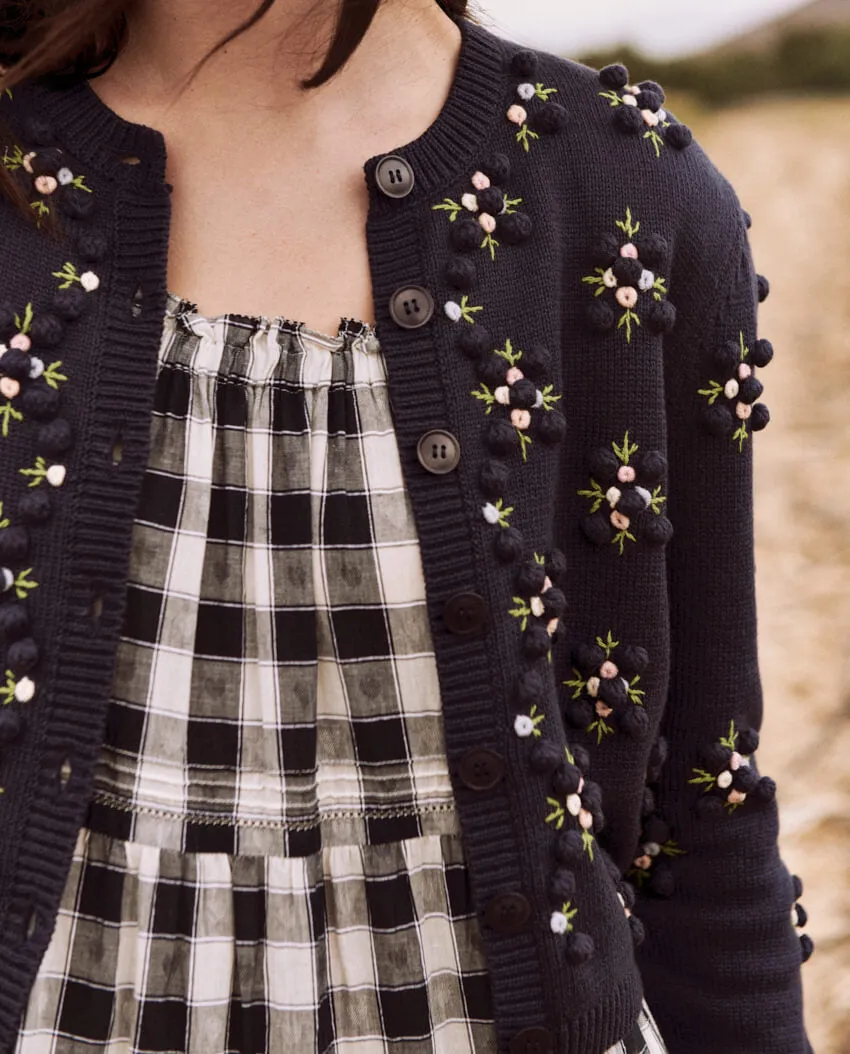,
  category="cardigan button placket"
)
[416,429,461,474]
[375,154,415,199]
[388,285,435,329]
[509,1027,555,1054]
